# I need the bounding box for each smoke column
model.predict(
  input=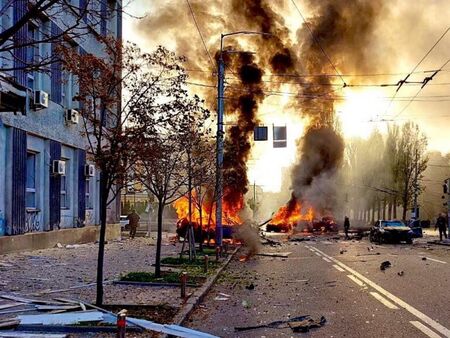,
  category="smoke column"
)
[137,0,385,215]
